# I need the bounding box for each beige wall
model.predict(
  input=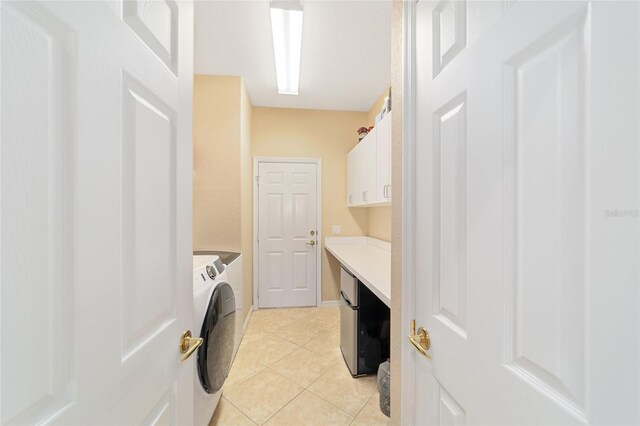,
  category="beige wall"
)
[240,83,254,322]
[367,87,392,242]
[193,75,242,252]
[252,107,369,302]
[193,75,254,323]
[368,206,392,241]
